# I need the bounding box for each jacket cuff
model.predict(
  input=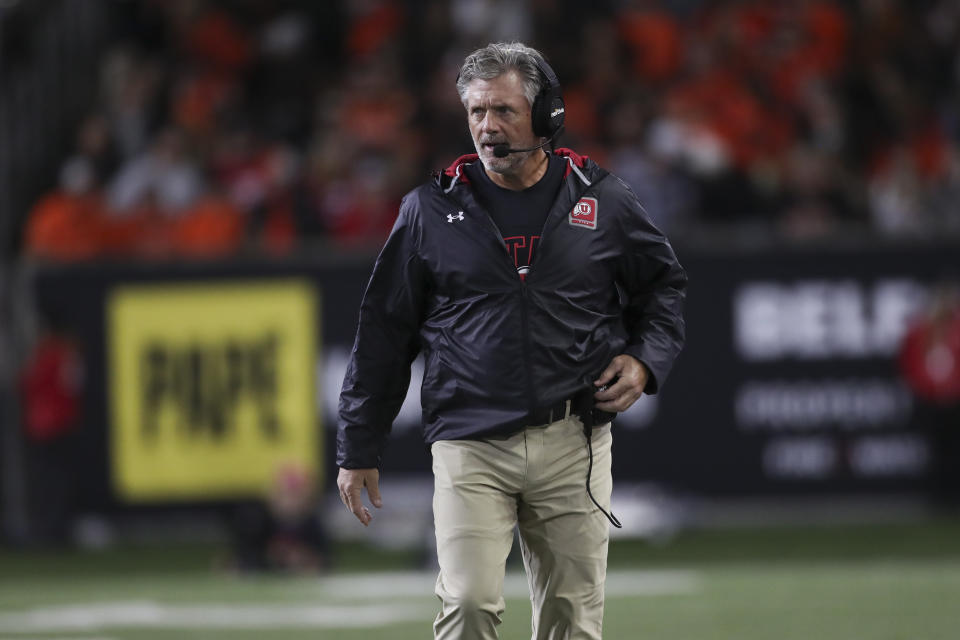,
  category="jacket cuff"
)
[337,455,381,470]
[622,345,662,395]
[336,427,385,469]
